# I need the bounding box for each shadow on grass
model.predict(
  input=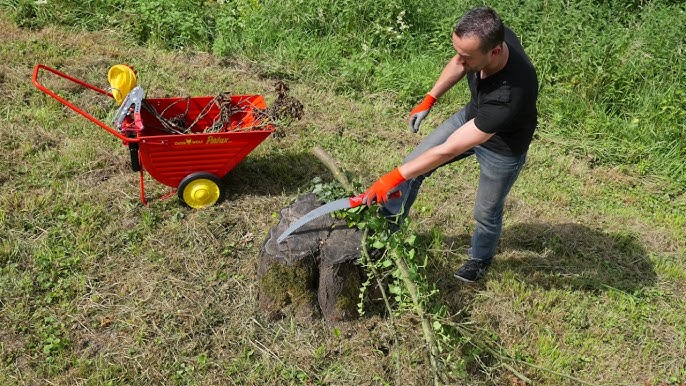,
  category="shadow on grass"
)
[421,222,656,378]
[497,222,656,293]
[222,151,330,196]
[425,222,656,313]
